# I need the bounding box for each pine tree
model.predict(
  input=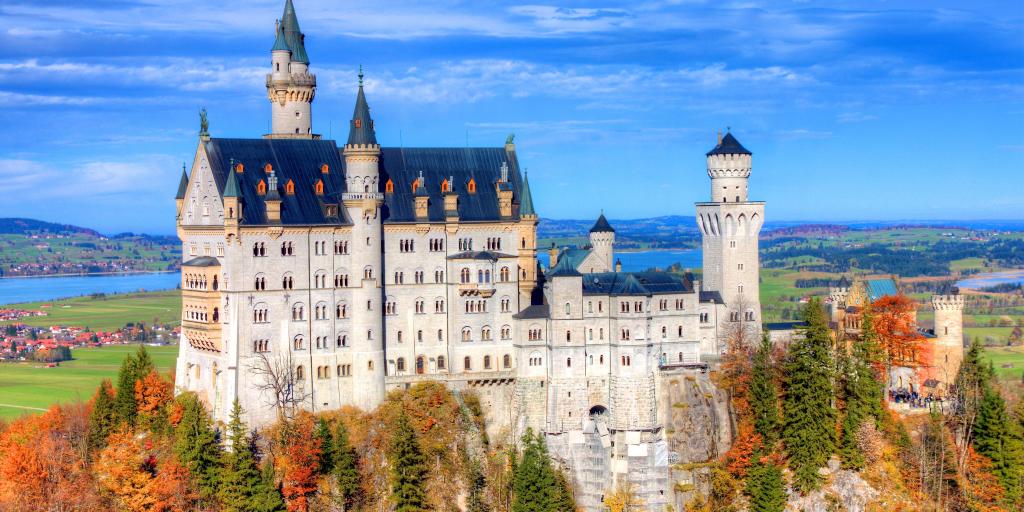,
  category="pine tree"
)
[333,421,361,511]
[745,463,786,512]
[112,352,138,427]
[839,310,884,470]
[551,470,576,512]
[173,392,223,501]
[390,413,428,512]
[87,379,116,454]
[973,377,1024,504]
[219,400,263,512]
[512,430,575,512]
[749,333,780,449]
[134,344,154,377]
[782,298,836,493]
[251,460,287,512]
[314,417,335,475]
